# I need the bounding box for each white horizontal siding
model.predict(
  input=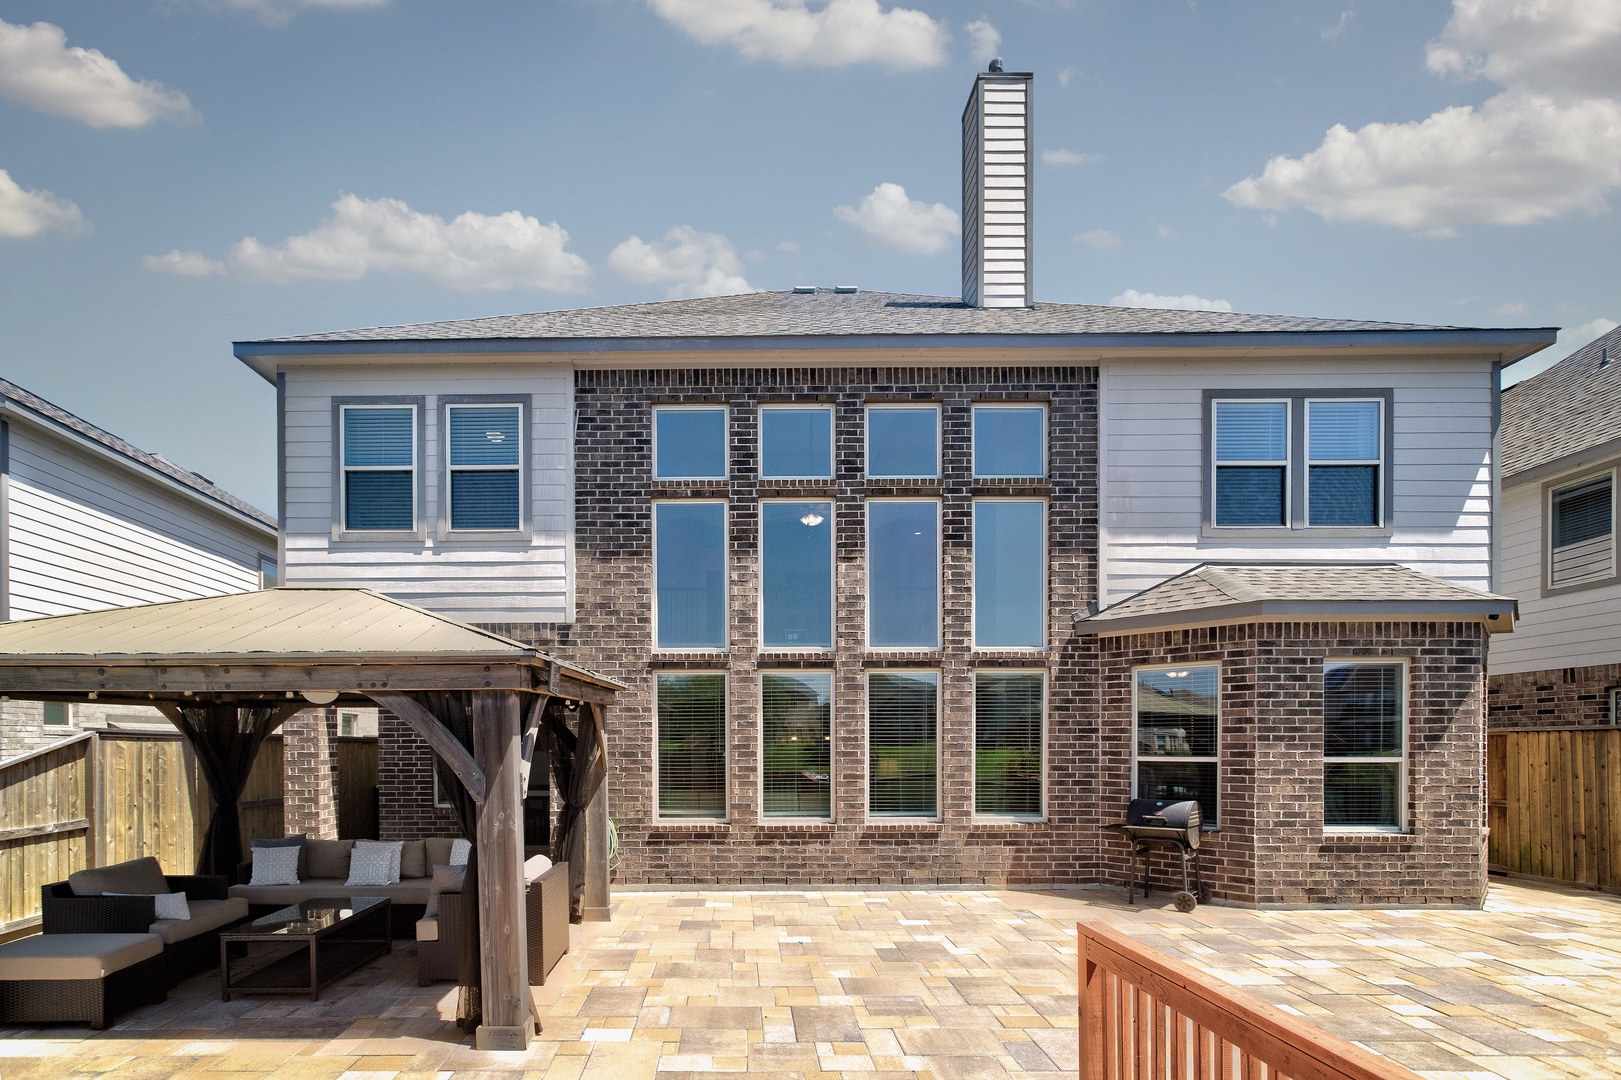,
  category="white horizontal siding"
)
[1100,357,1496,606]
[282,364,574,623]
[6,426,269,619]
